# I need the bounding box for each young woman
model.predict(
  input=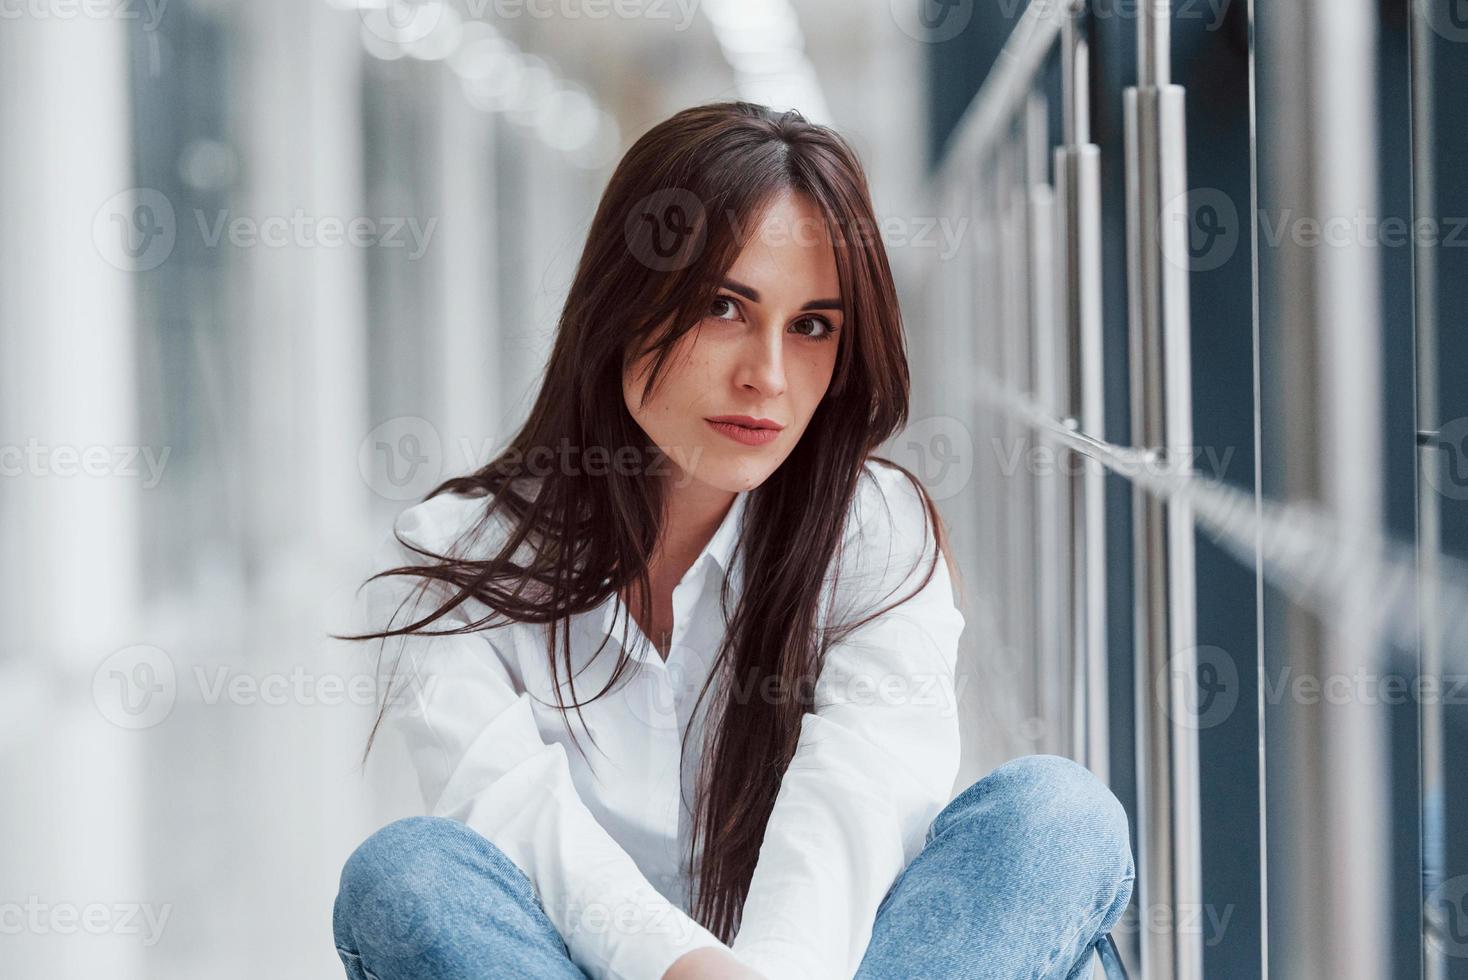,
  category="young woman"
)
[332,101,1133,980]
